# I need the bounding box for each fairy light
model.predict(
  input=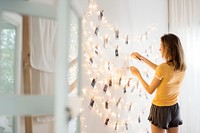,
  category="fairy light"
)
[80,0,159,132]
